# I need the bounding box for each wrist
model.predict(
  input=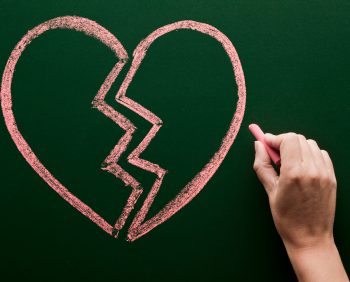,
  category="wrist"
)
[283,238,349,282]
[284,236,336,258]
